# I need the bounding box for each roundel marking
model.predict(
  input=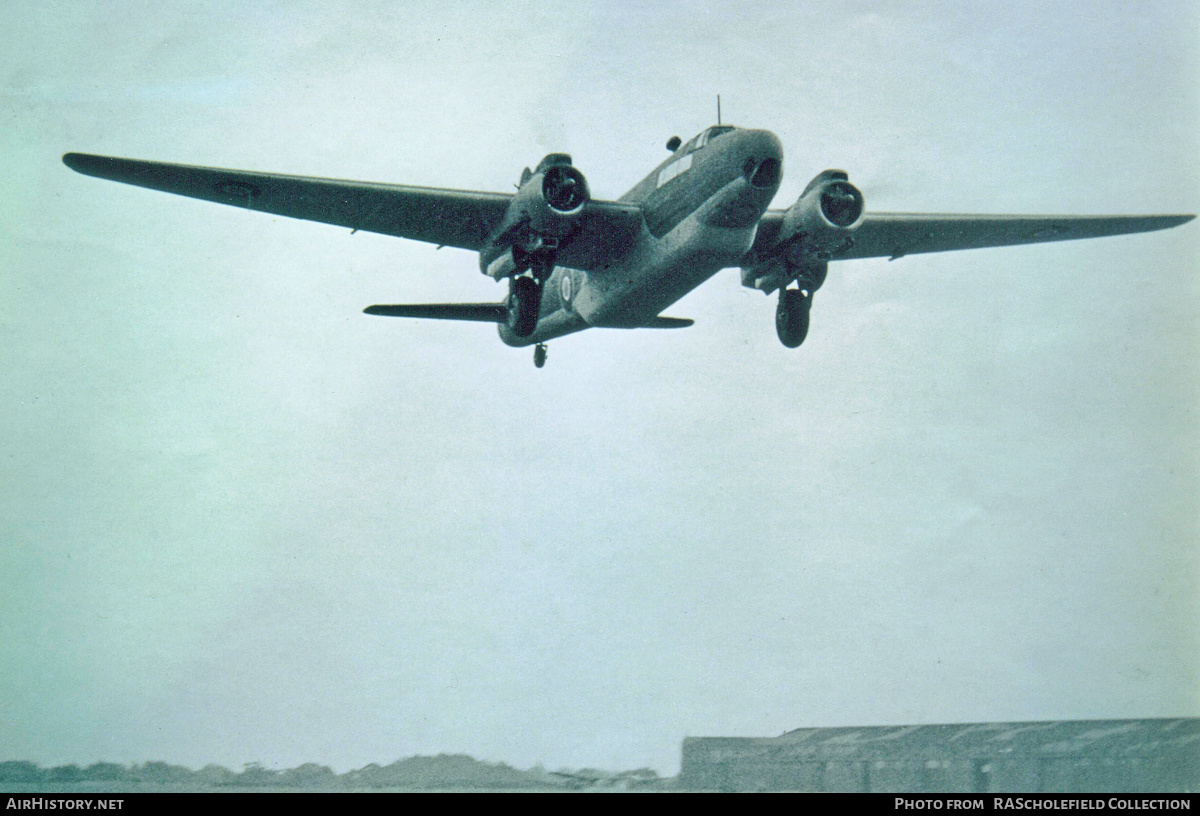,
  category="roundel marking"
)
[560,274,573,303]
